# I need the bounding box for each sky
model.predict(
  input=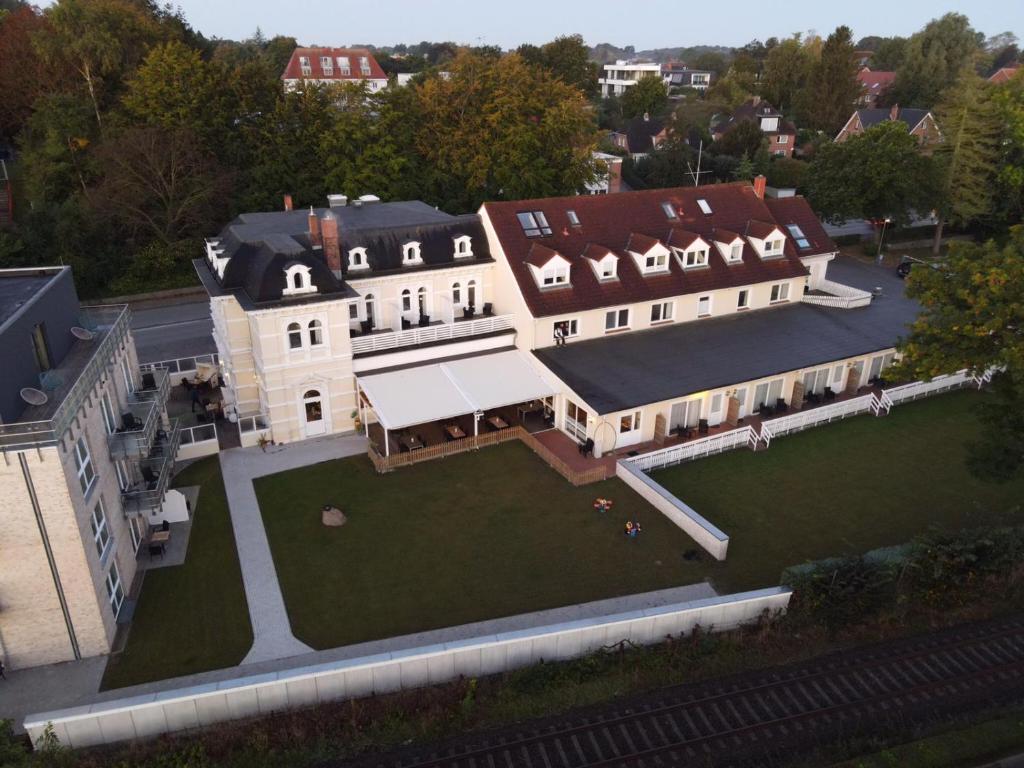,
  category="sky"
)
[135,0,1021,49]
